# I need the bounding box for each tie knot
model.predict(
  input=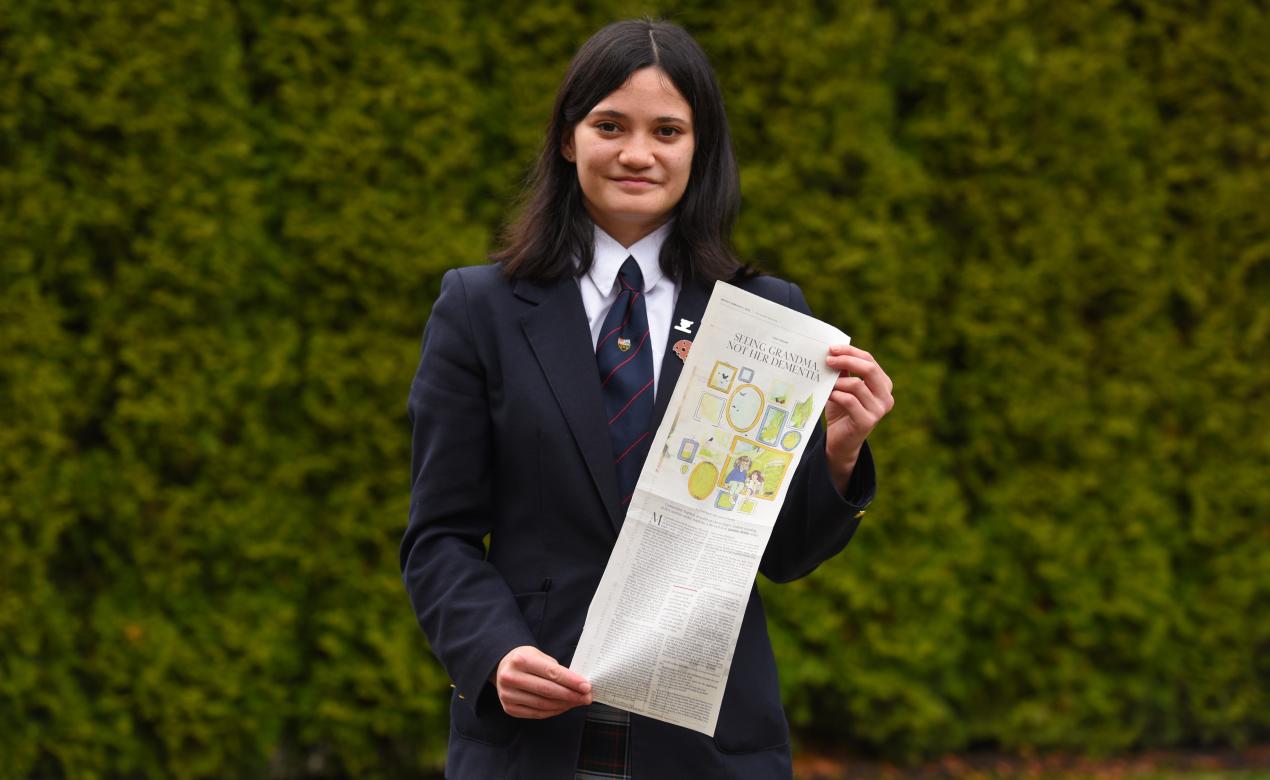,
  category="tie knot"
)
[618,256,644,293]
